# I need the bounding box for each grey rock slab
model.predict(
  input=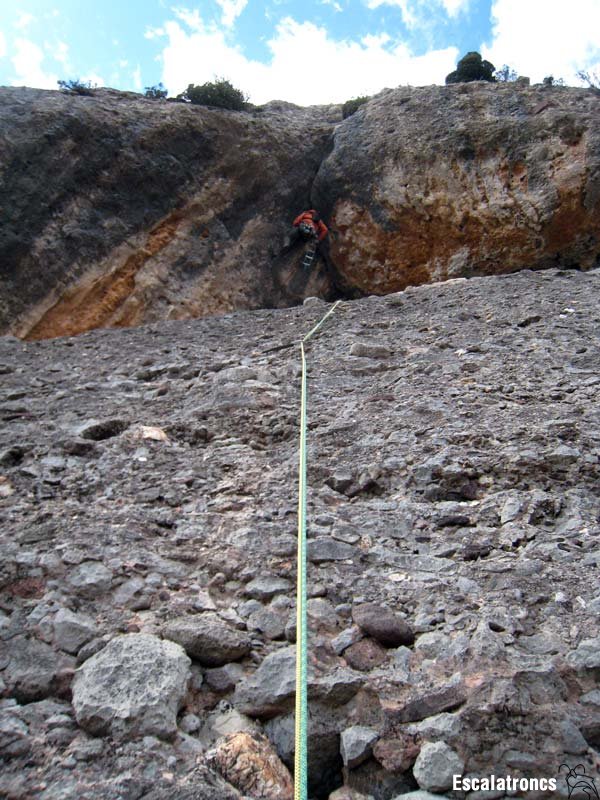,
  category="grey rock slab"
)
[204,663,245,693]
[53,608,96,654]
[0,714,31,758]
[1,635,69,702]
[163,613,252,666]
[247,607,286,640]
[72,633,190,741]
[560,719,589,754]
[233,646,296,718]
[352,603,415,647]
[67,561,113,598]
[391,793,451,800]
[244,575,292,600]
[567,638,600,670]
[310,667,364,704]
[308,537,357,562]
[340,725,379,768]
[349,342,393,359]
[413,741,464,793]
